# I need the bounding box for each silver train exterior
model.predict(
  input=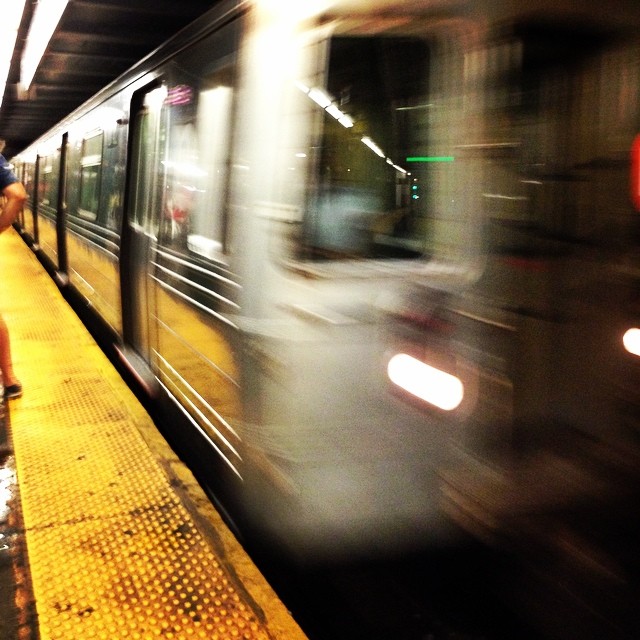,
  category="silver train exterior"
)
[11,0,640,575]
